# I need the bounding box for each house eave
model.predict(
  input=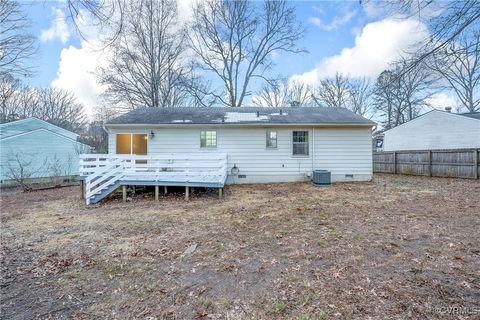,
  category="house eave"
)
[104,123,376,129]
